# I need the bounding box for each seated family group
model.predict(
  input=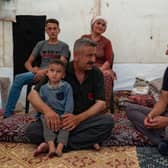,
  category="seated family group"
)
[2,17,168,157]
